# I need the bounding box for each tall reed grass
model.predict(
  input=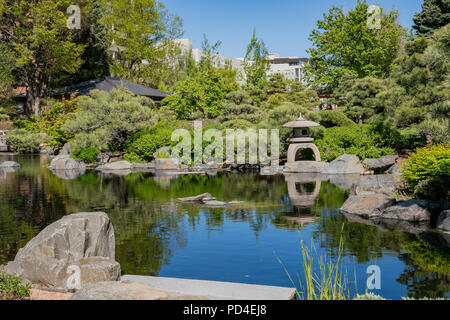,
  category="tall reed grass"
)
[278,225,357,300]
